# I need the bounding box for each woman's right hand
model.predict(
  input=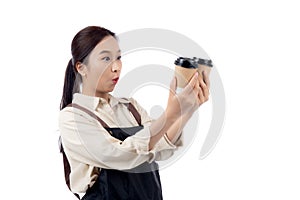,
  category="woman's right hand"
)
[166,72,208,119]
[149,71,209,149]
